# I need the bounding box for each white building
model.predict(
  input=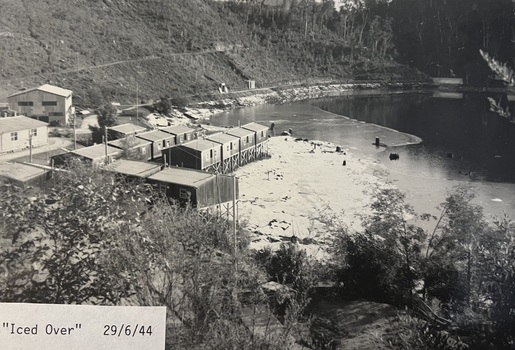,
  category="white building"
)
[7,84,73,126]
[0,116,48,153]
